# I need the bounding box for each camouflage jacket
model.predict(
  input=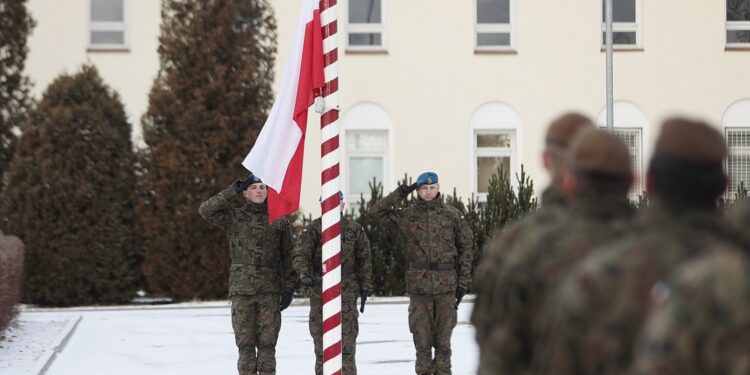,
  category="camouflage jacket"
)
[292,216,373,296]
[534,201,743,375]
[370,189,473,295]
[632,249,750,375]
[476,192,633,375]
[472,185,567,346]
[198,186,296,297]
